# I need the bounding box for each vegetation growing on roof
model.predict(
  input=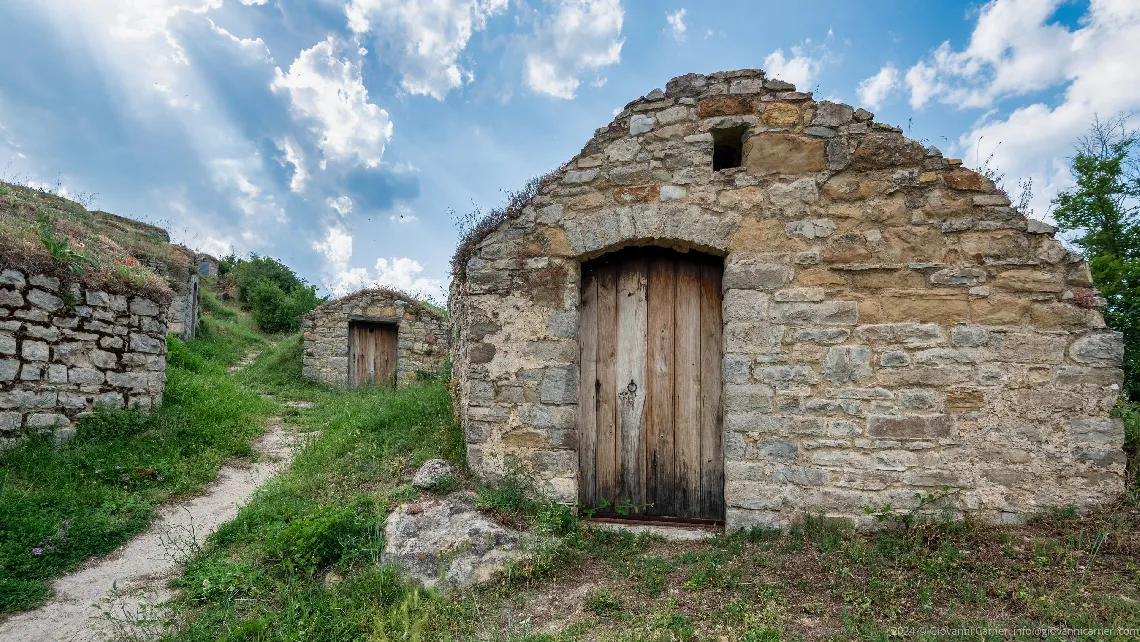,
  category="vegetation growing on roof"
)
[0,181,178,302]
[449,170,560,281]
